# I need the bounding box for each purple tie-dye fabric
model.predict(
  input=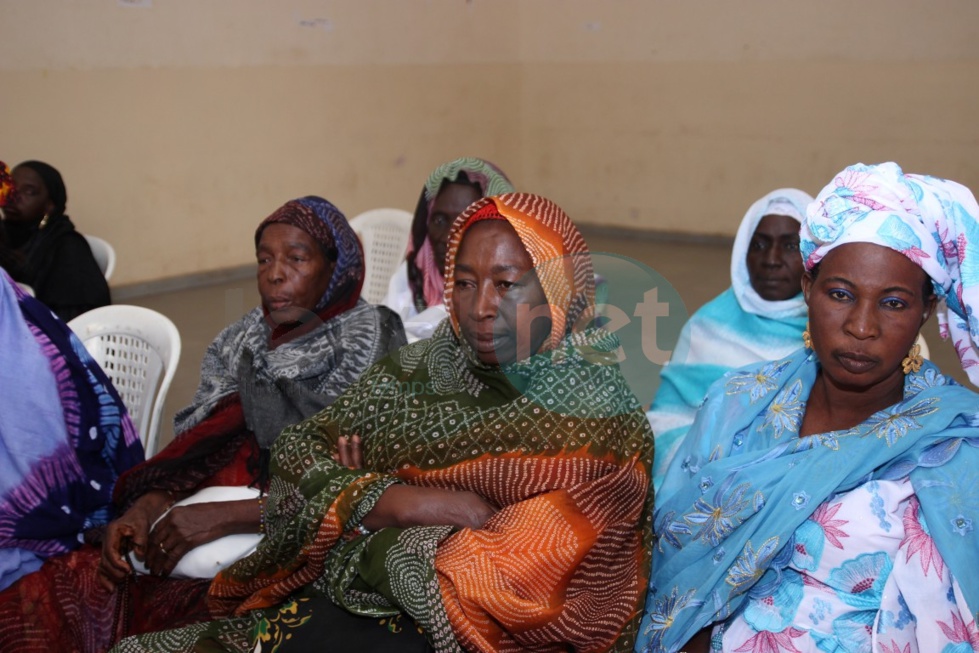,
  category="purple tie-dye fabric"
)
[0,272,143,589]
